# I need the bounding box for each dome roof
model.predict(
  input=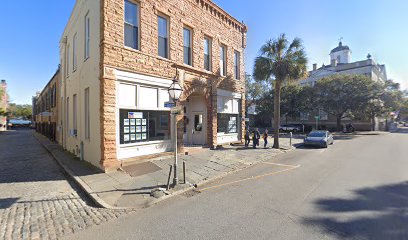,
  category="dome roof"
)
[330,41,350,53]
